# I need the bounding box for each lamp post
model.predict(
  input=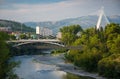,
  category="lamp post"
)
[21,23,22,33]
